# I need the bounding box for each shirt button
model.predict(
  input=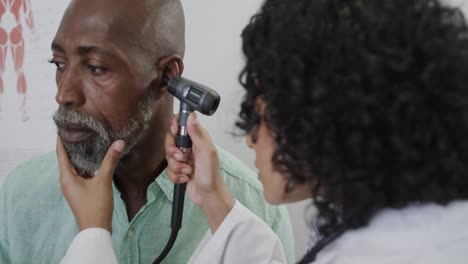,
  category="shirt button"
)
[128,229,136,237]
